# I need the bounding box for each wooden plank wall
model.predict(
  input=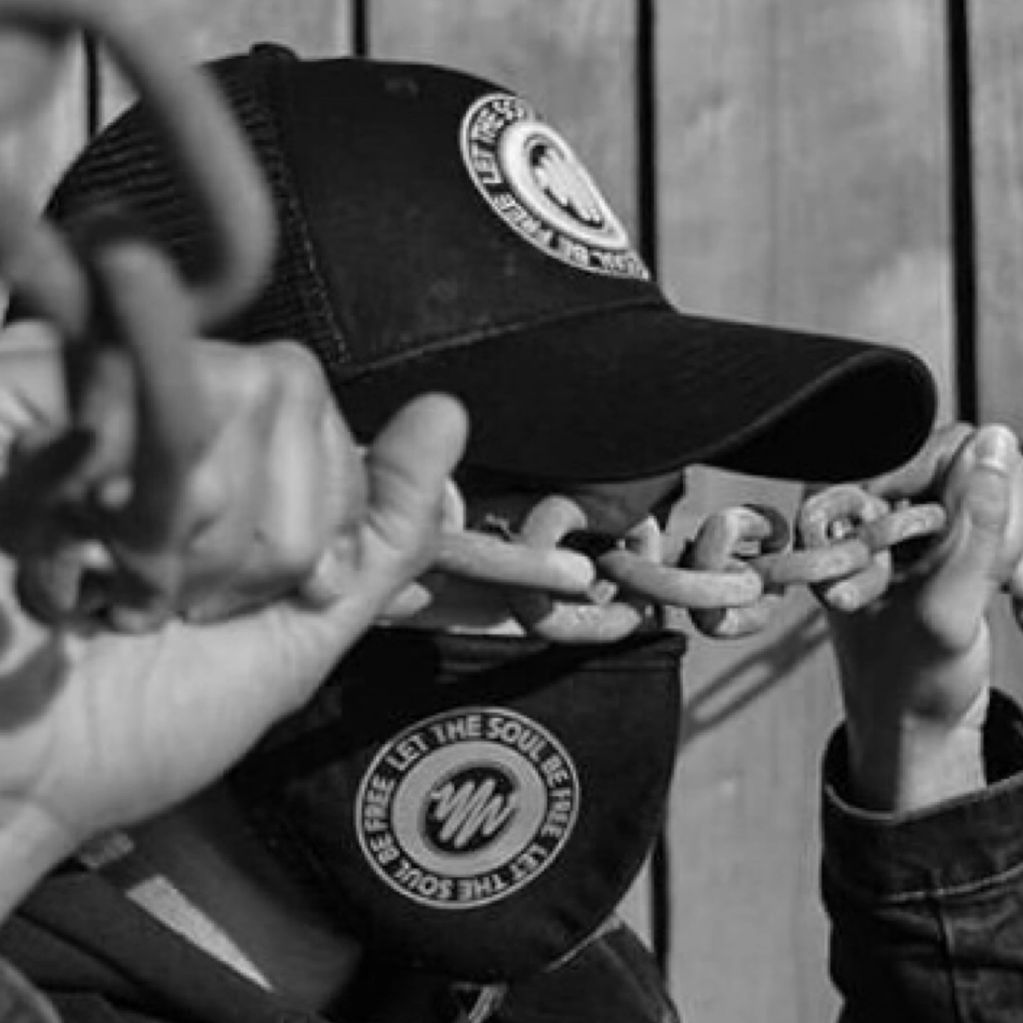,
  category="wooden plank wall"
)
[969,2,1023,681]
[660,4,951,1021]
[6,2,1023,1021]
